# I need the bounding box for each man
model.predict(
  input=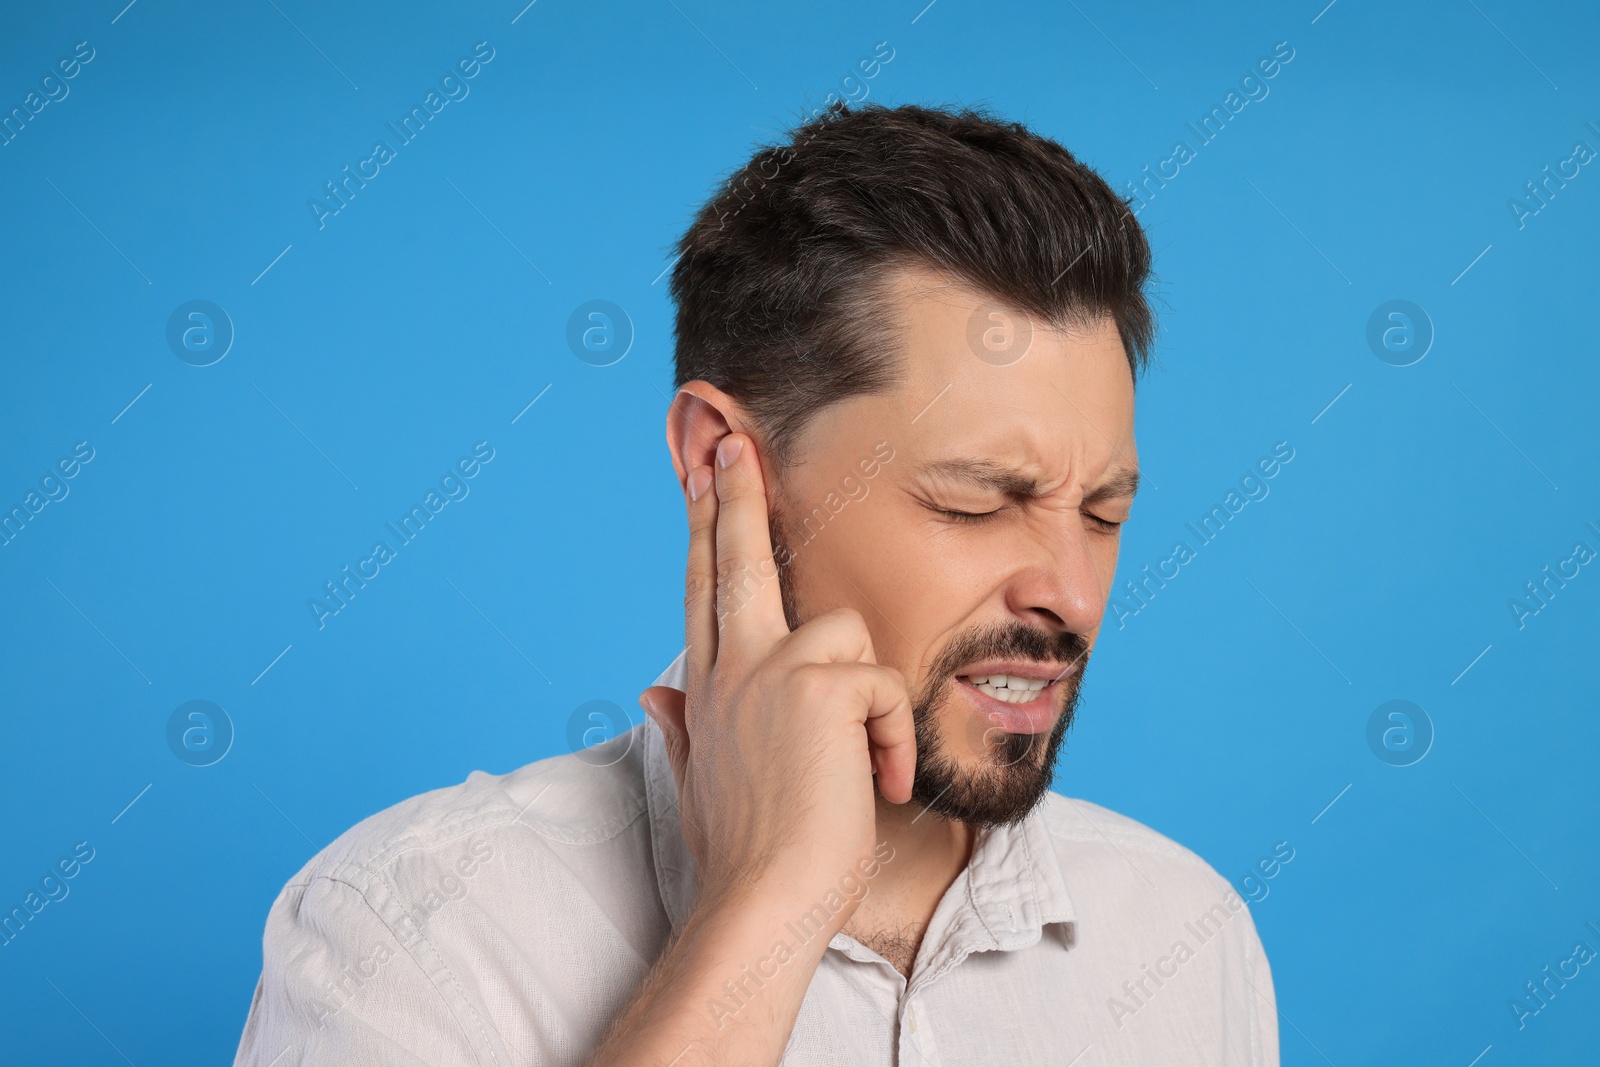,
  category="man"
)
[235,103,1278,1066]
